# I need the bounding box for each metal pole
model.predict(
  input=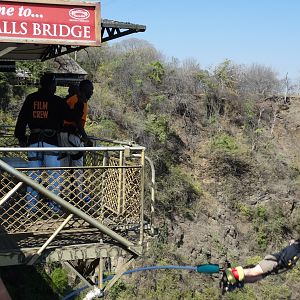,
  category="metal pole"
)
[139,150,145,244]
[0,159,137,252]
[145,156,156,235]
[0,182,23,207]
[103,256,135,294]
[133,154,156,235]
[99,257,104,290]
[27,214,74,265]
[0,146,145,152]
[117,151,123,214]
